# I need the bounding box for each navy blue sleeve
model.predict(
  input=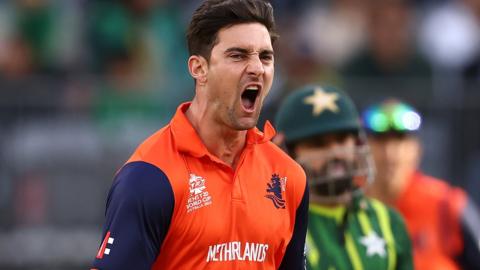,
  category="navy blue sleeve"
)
[458,198,480,270]
[279,183,309,270]
[92,161,174,270]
